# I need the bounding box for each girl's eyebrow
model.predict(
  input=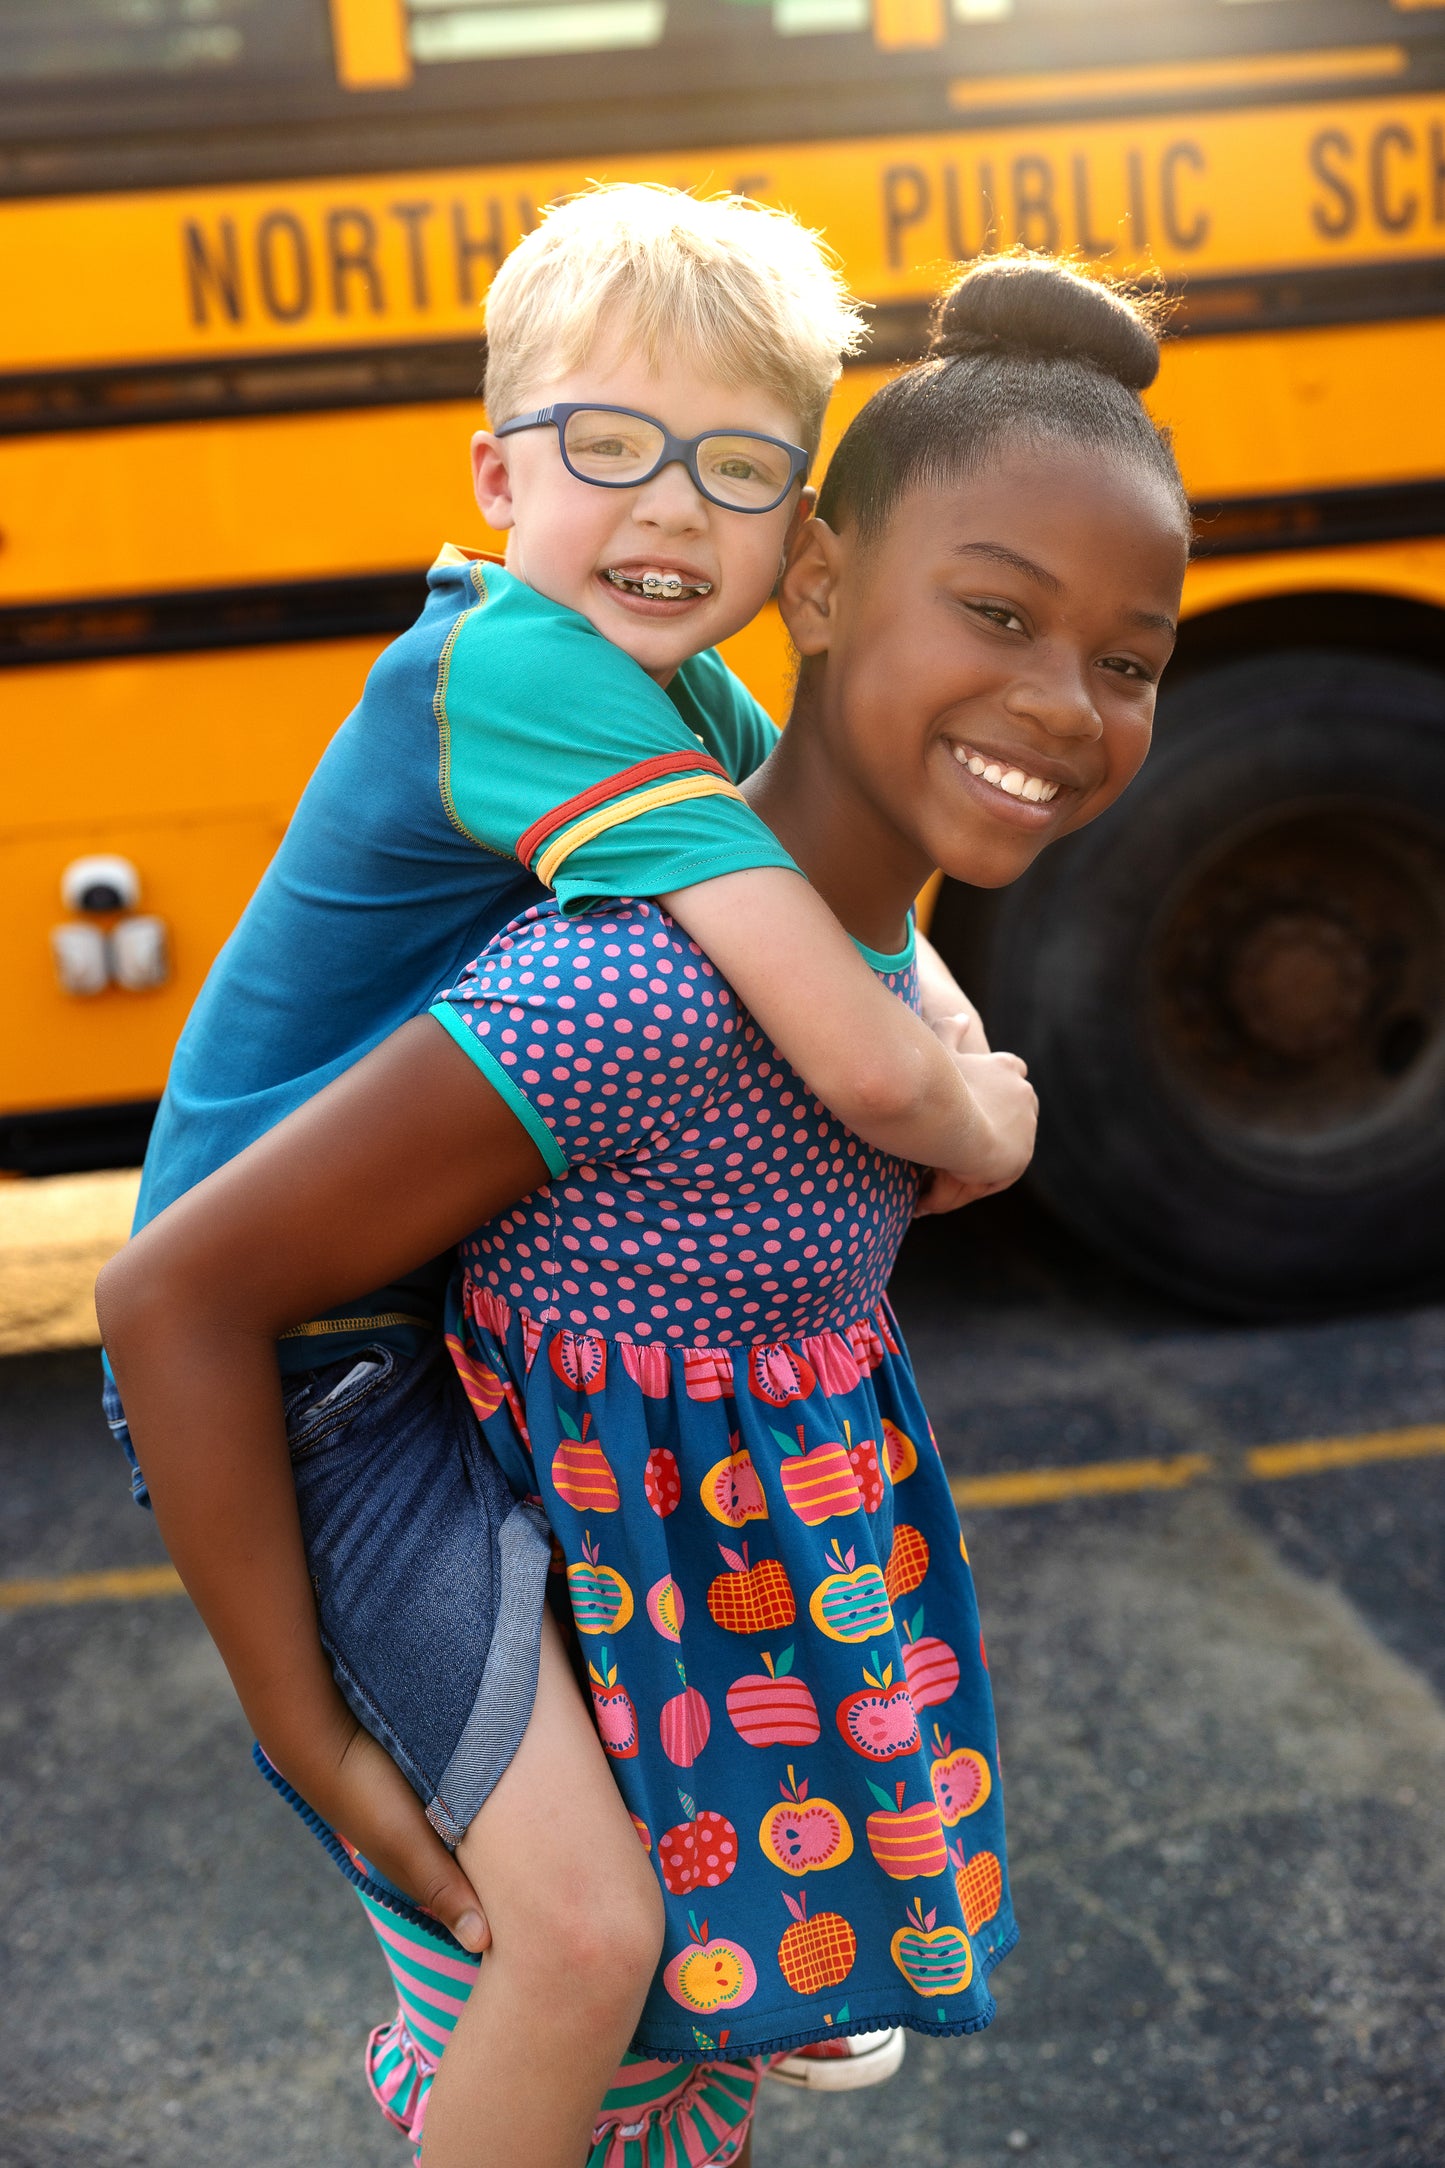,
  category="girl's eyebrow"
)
[951,540,1177,638]
[948,540,1062,593]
